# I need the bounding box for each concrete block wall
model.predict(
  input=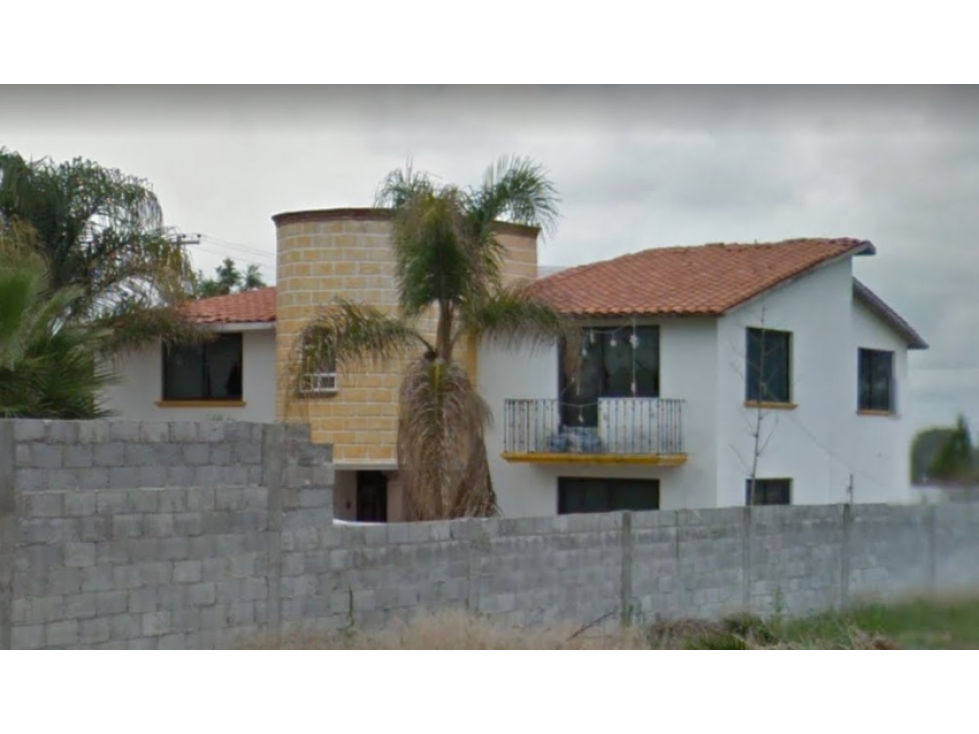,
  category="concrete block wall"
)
[0,420,332,649]
[5,419,979,648]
